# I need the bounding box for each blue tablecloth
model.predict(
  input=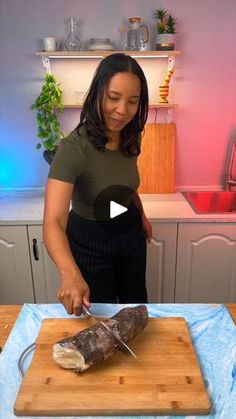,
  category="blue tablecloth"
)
[0,303,236,419]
